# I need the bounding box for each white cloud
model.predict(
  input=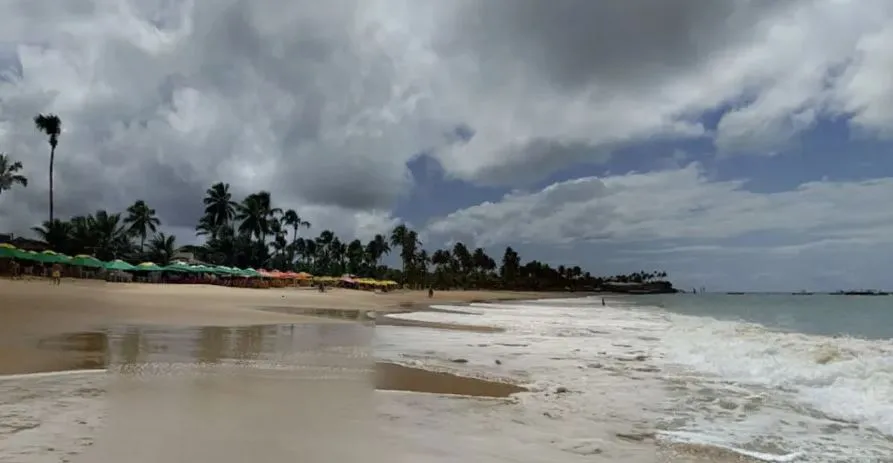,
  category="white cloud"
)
[425,164,893,249]
[0,0,891,247]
